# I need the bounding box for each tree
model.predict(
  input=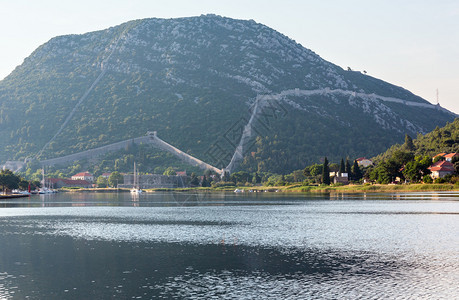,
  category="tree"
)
[0,169,20,194]
[307,164,323,177]
[403,134,416,152]
[291,170,305,182]
[201,175,210,187]
[108,171,124,187]
[322,157,330,185]
[96,176,108,188]
[351,160,363,181]
[190,172,199,186]
[403,155,432,182]
[18,179,30,191]
[163,167,176,176]
[252,172,261,184]
[222,171,230,182]
[329,163,339,172]
[345,158,351,175]
[230,171,250,185]
[339,158,345,175]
